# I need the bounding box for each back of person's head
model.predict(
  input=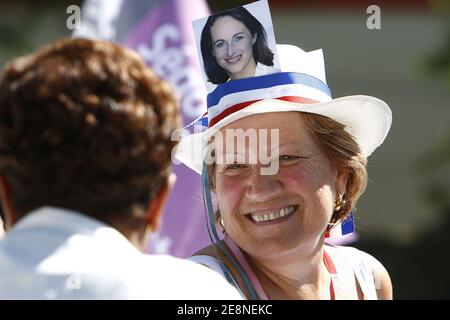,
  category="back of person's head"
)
[0,38,181,227]
[201,6,274,84]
